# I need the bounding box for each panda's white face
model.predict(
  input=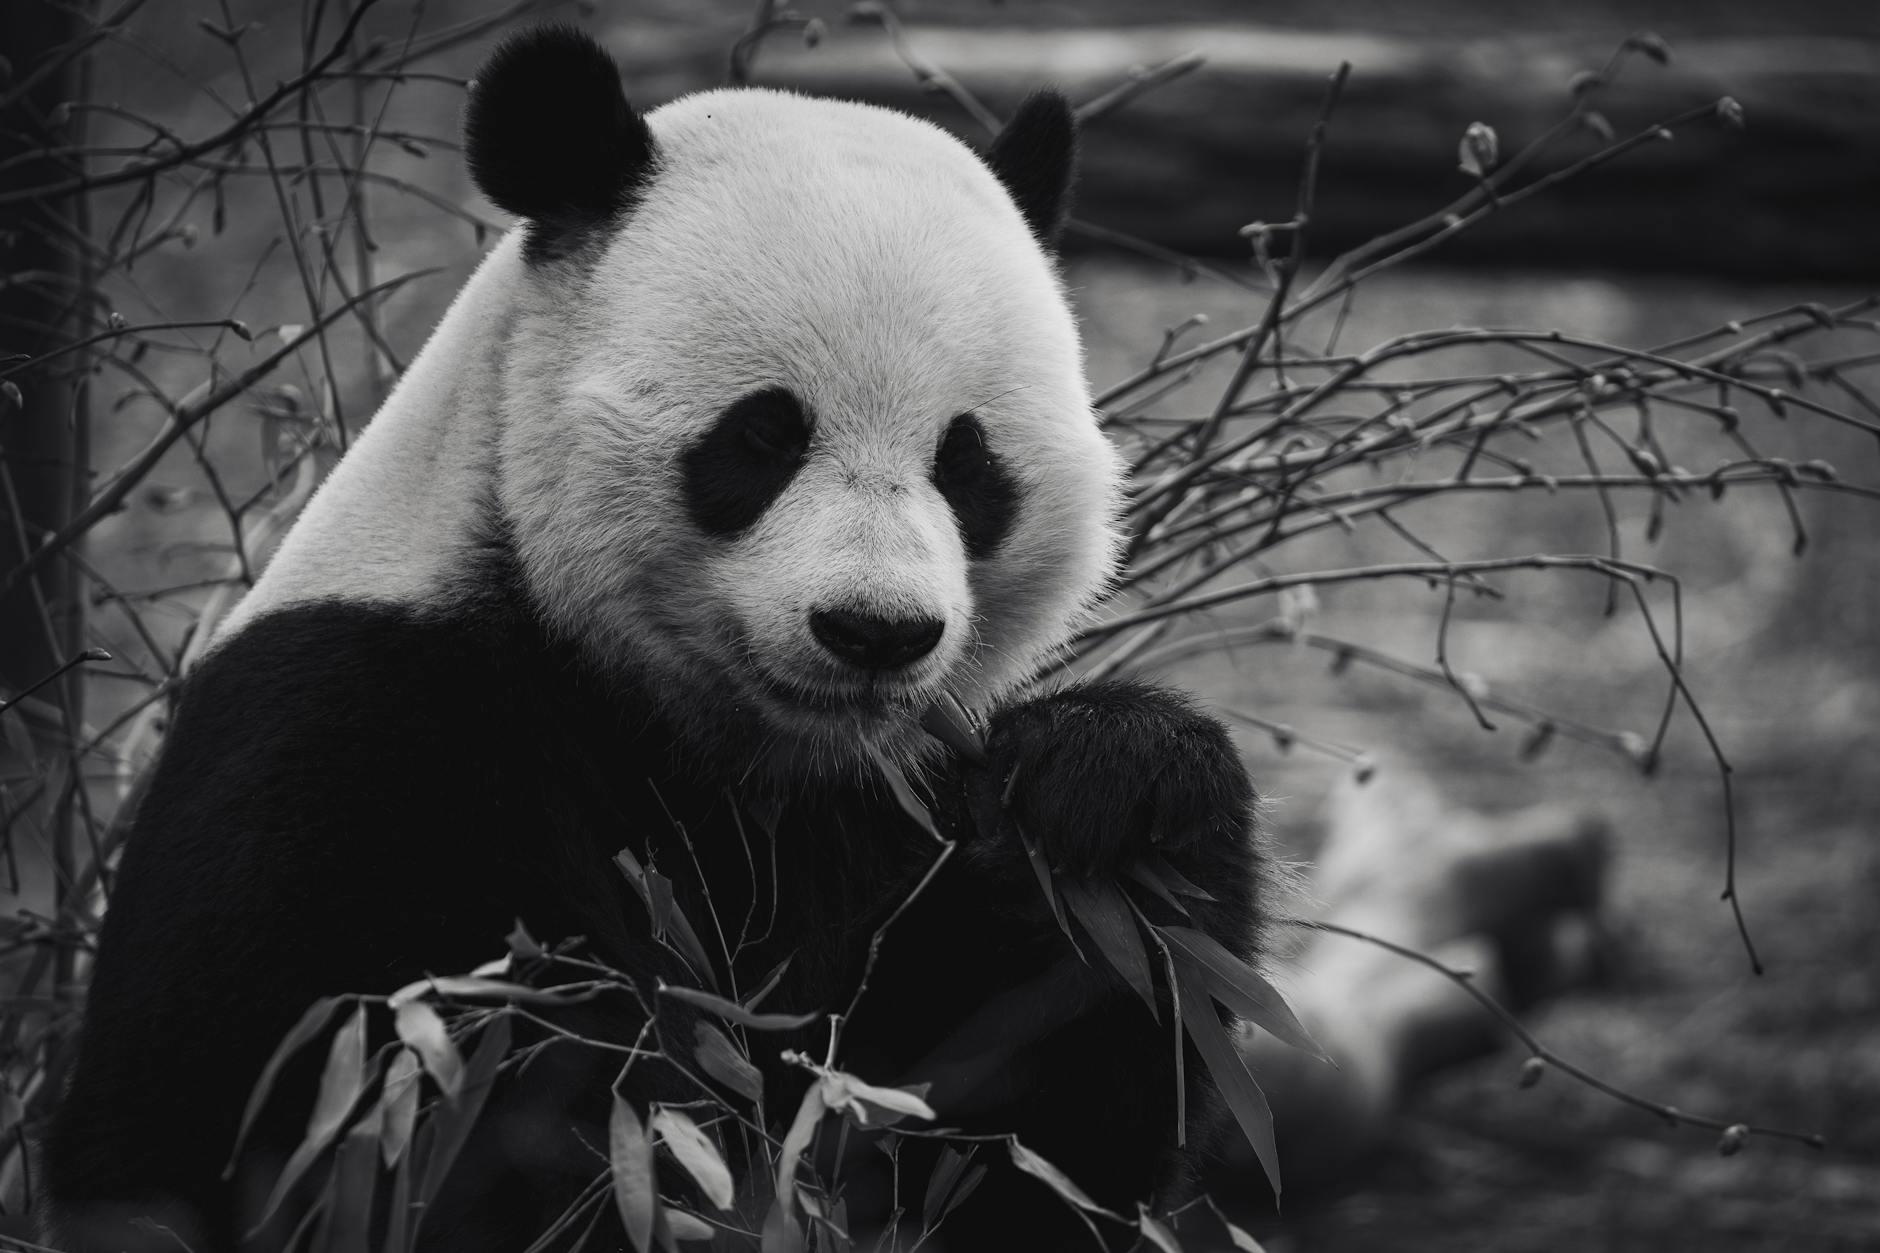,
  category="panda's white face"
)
[494,89,1122,772]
